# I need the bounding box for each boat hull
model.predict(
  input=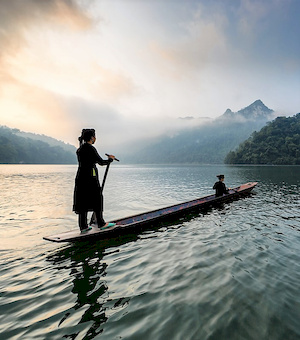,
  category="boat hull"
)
[43,182,257,243]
